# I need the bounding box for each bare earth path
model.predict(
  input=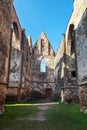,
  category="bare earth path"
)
[17,102,58,122]
[28,105,49,121]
